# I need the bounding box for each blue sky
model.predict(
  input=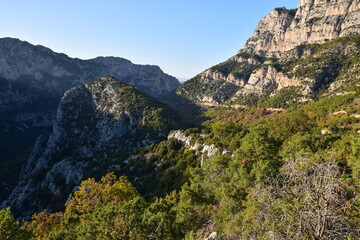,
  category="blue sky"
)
[0,0,298,79]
